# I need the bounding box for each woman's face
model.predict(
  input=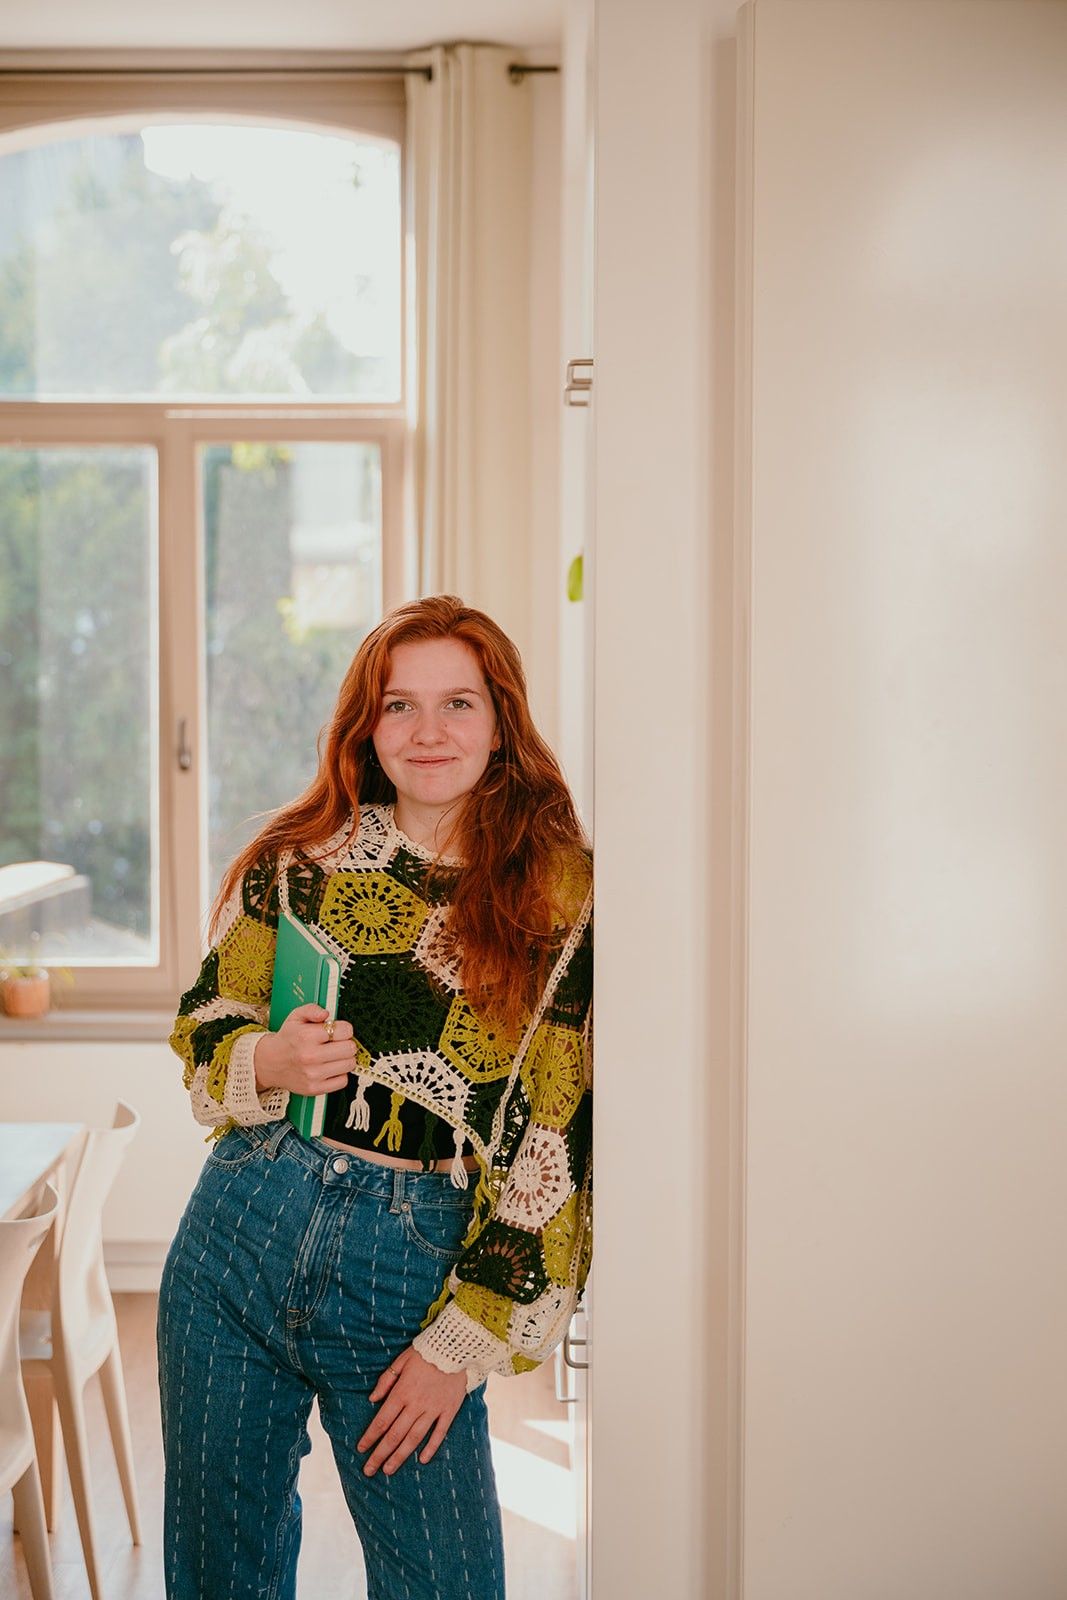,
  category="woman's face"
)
[371,636,501,818]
